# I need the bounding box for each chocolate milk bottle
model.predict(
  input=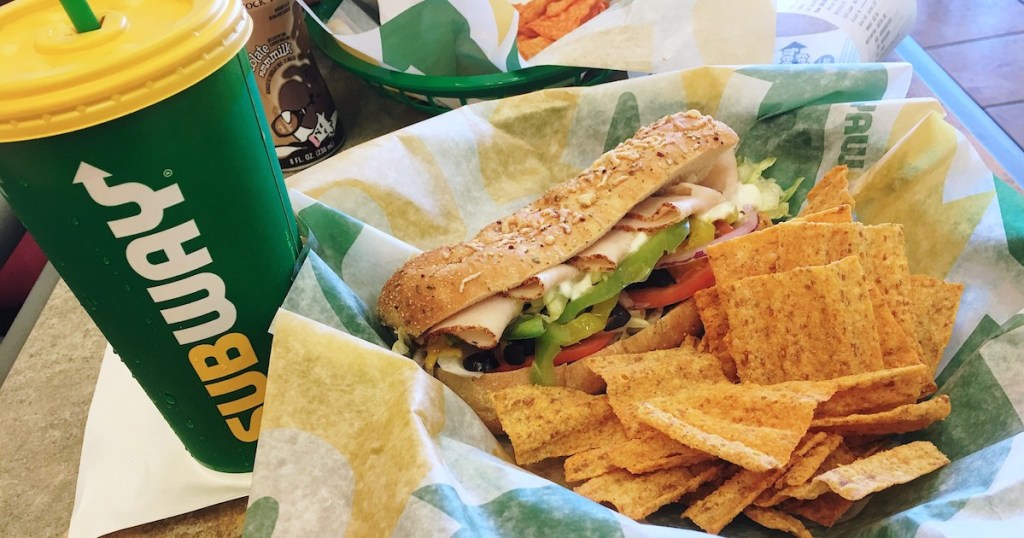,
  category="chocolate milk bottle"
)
[245,0,344,171]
